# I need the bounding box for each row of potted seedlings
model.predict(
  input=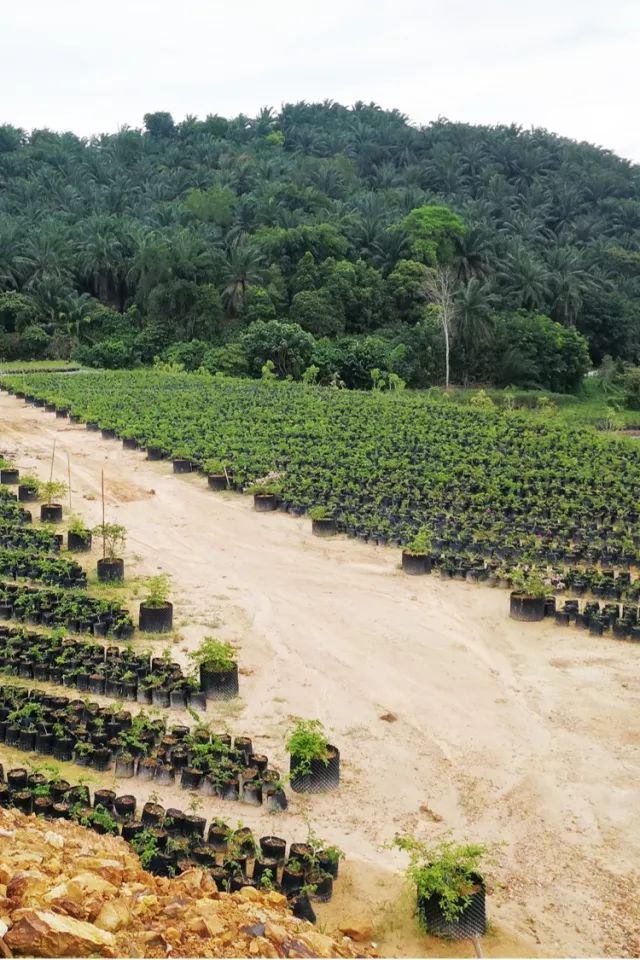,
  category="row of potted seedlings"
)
[0,522,61,554]
[8,376,640,584]
[17,383,639,599]
[0,683,286,808]
[0,628,241,709]
[0,547,86,588]
[0,763,341,921]
[553,599,640,638]
[0,581,134,636]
